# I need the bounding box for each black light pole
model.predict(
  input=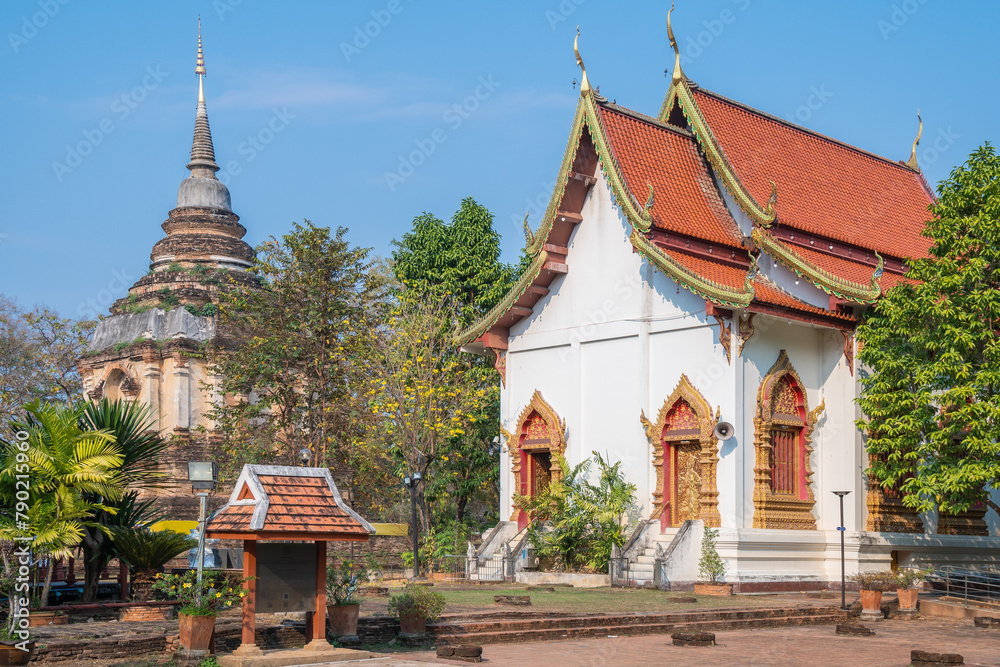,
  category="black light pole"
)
[833,491,851,610]
[404,472,423,579]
